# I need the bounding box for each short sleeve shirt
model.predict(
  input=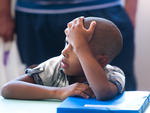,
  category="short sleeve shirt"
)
[25,55,125,93]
